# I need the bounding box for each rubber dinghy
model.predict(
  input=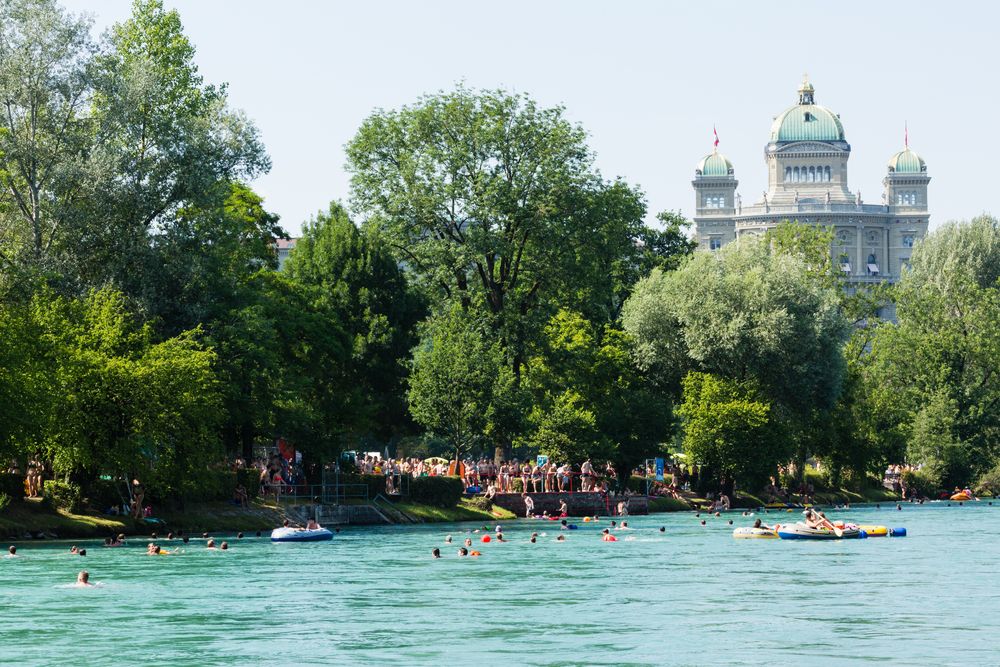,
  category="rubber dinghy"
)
[732,527,778,539]
[270,527,333,542]
[777,523,861,540]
